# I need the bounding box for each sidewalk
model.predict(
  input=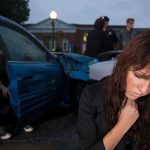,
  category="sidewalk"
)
[0,111,78,150]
